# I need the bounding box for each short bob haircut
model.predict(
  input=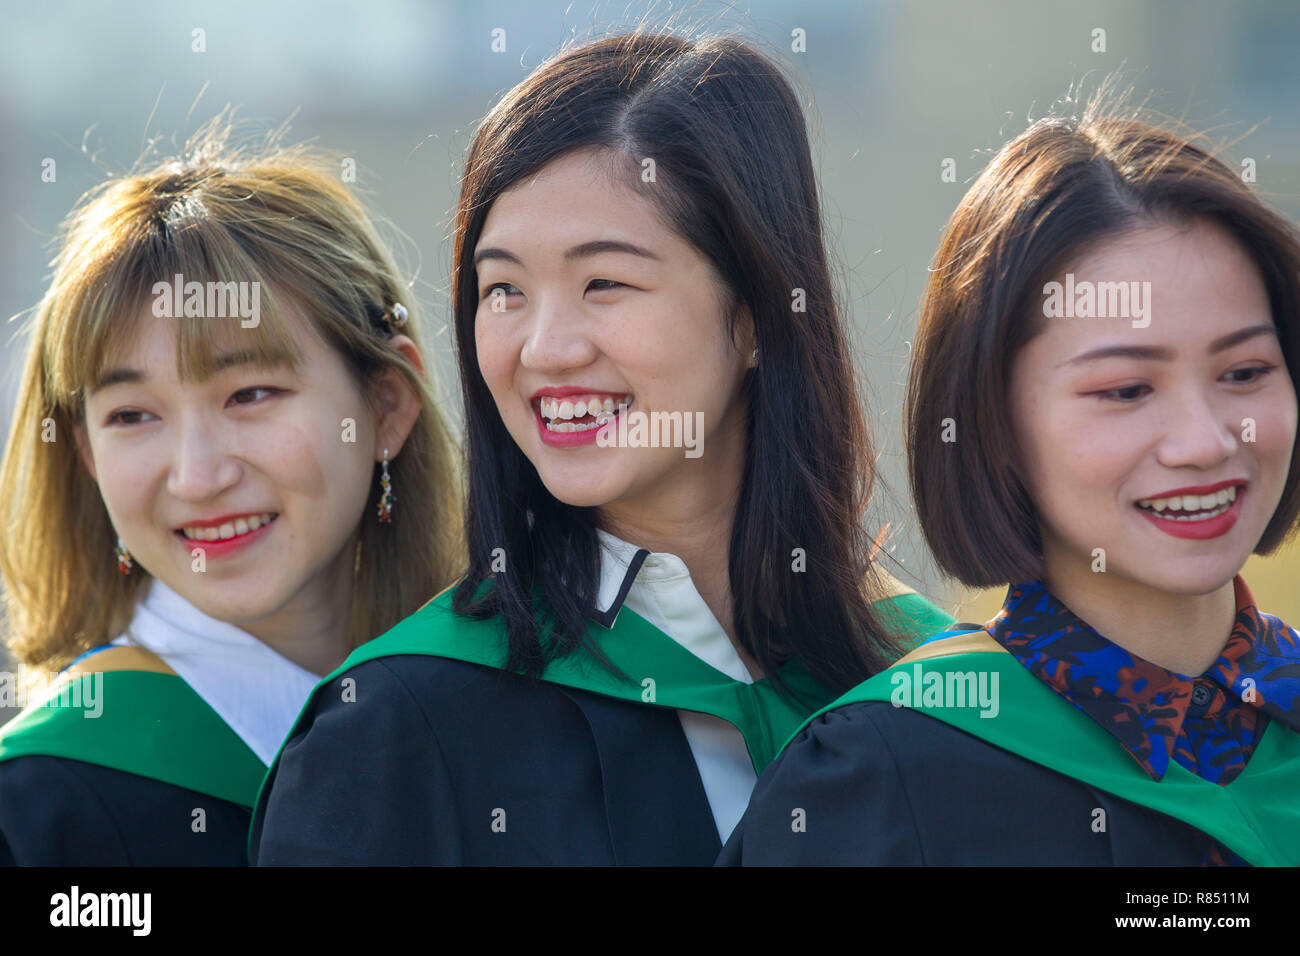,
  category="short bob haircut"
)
[450,29,906,694]
[0,116,464,670]
[908,87,1300,588]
